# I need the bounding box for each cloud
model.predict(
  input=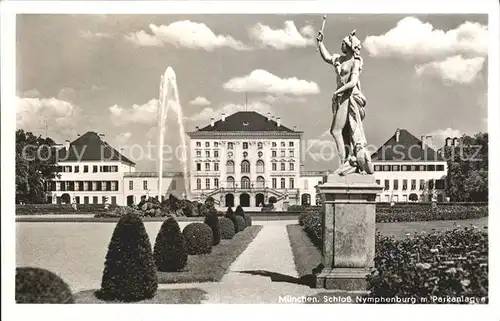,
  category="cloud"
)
[79,30,112,39]
[125,21,250,51]
[22,88,41,98]
[186,101,273,122]
[223,69,320,95]
[16,96,83,141]
[249,21,315,50]
[363,17,487,59]
[109,98,159,126]
[189,96,211,106]
[262,94,307,104]
[426,128,462,148]
[116,132,132,144]
[415,55,485,84]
